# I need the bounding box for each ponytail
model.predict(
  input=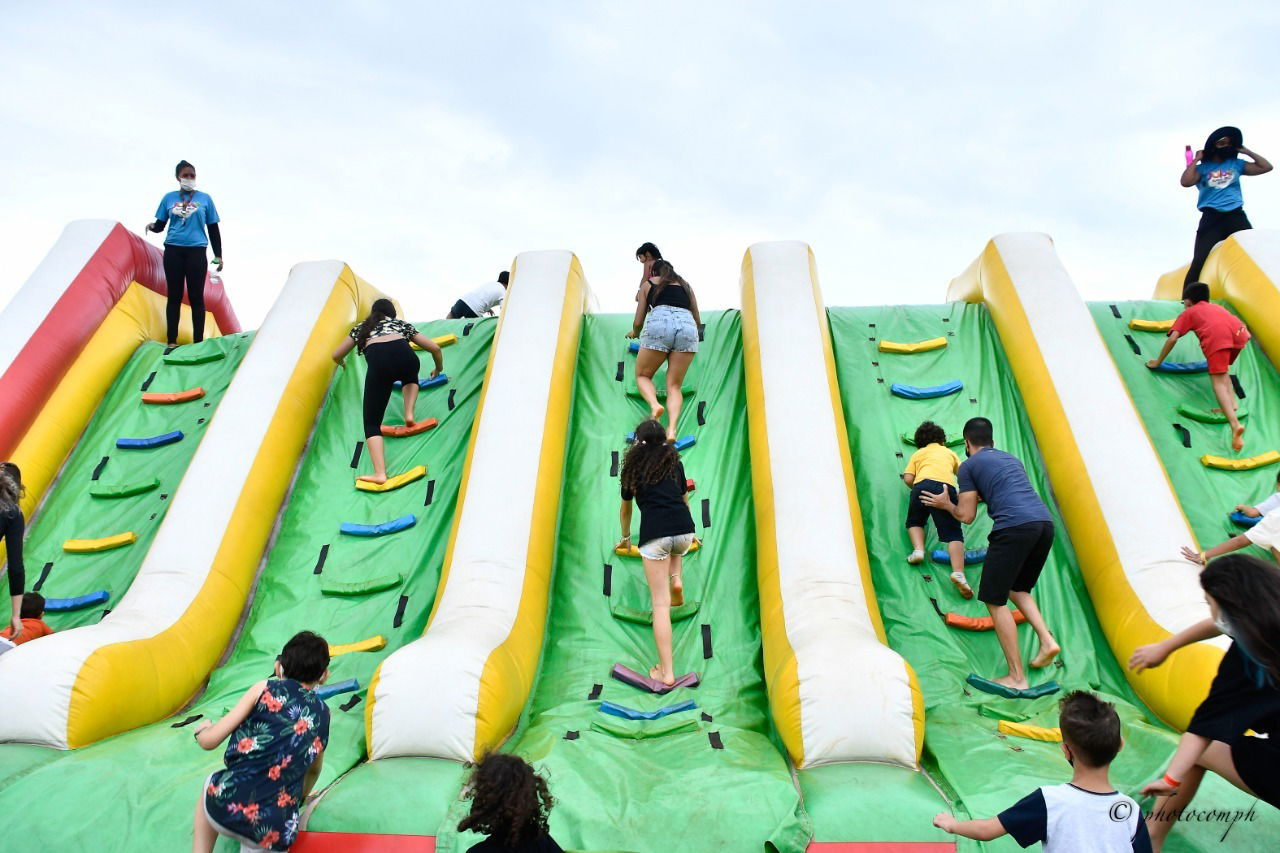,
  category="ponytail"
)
[354,298,397,354]
[0,462,23,510]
